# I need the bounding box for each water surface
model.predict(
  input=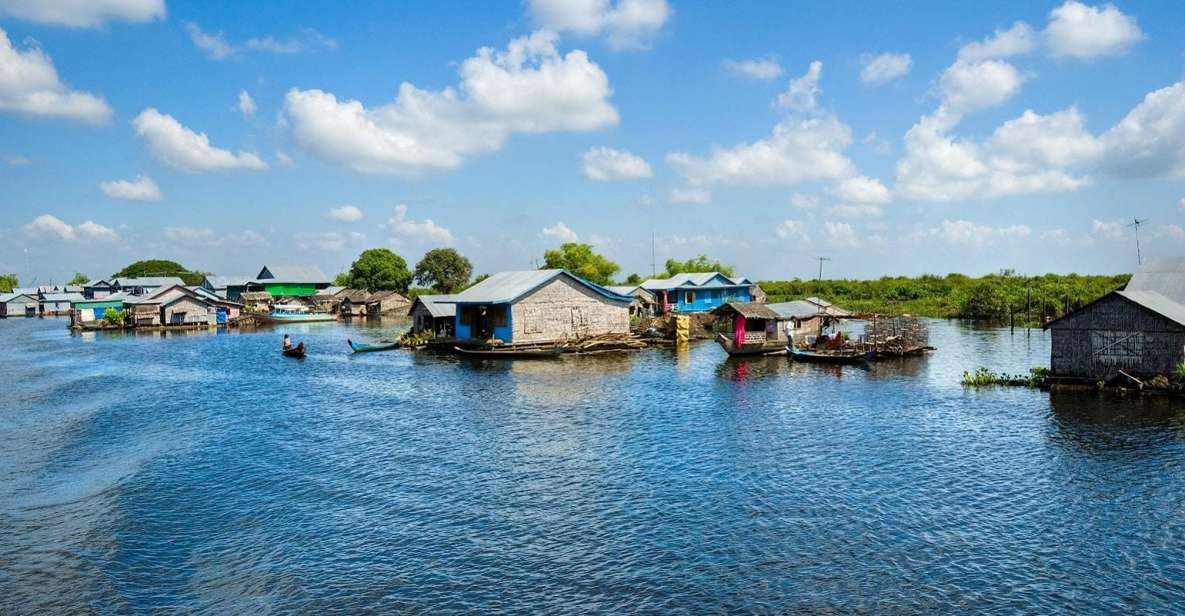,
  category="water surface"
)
[2,318,1184,614]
